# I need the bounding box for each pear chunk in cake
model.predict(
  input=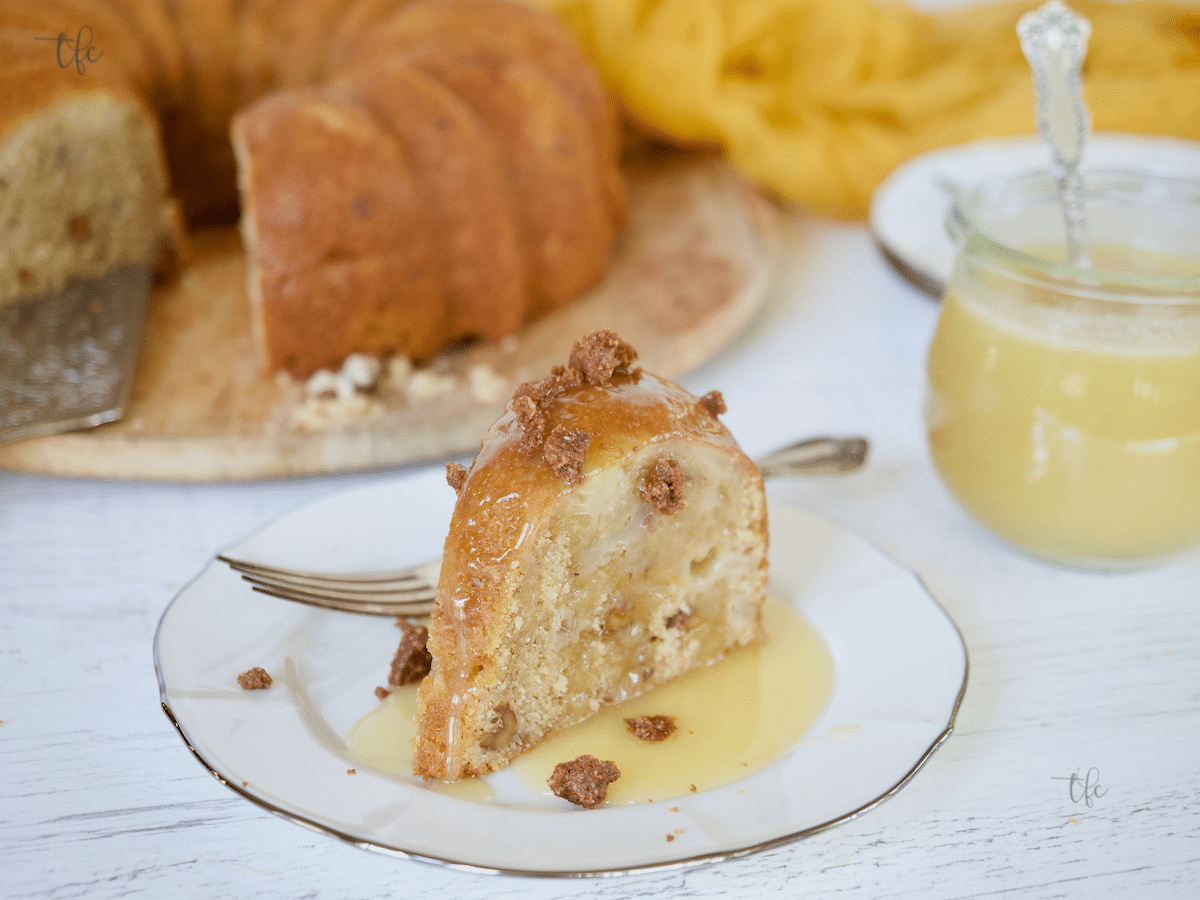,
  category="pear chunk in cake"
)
[413,331,768,780]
